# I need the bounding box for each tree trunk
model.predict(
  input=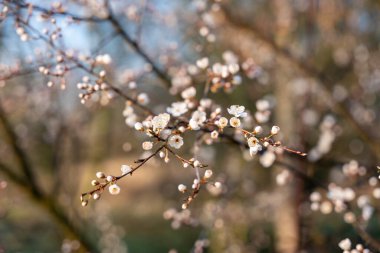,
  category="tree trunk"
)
[273,1,299,252]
